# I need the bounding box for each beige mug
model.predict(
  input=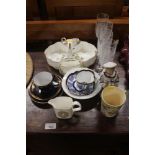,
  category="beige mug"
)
[101,86,126,117]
